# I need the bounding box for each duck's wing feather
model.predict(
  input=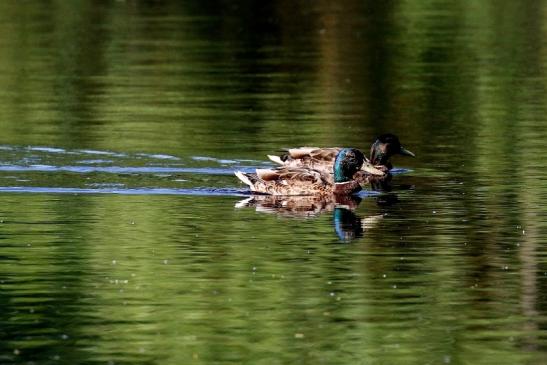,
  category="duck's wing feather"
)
[267,148,342,173]
[256,167,326,184]
[287,147,341,161]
